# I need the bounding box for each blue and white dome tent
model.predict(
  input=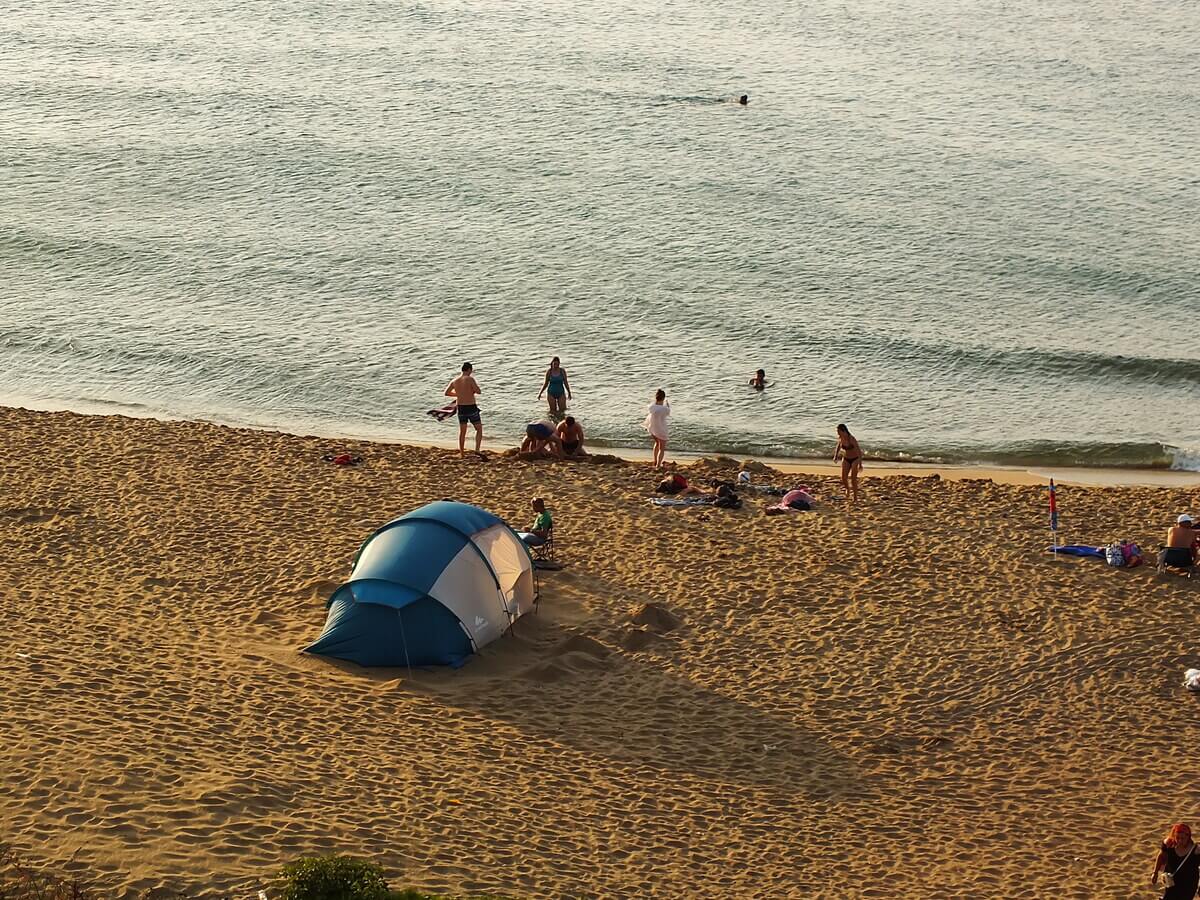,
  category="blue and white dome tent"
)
[306,501,537,667]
